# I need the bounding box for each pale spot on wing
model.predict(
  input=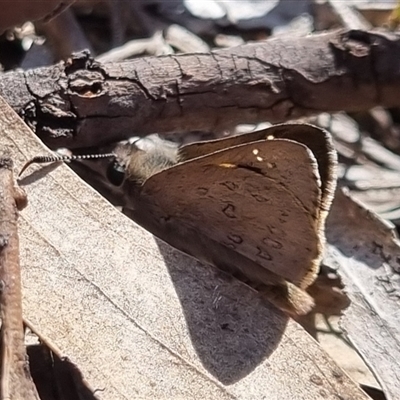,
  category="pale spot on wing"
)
[267,135,275,140]
[219,163,236,168]
[251,148,263,162]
